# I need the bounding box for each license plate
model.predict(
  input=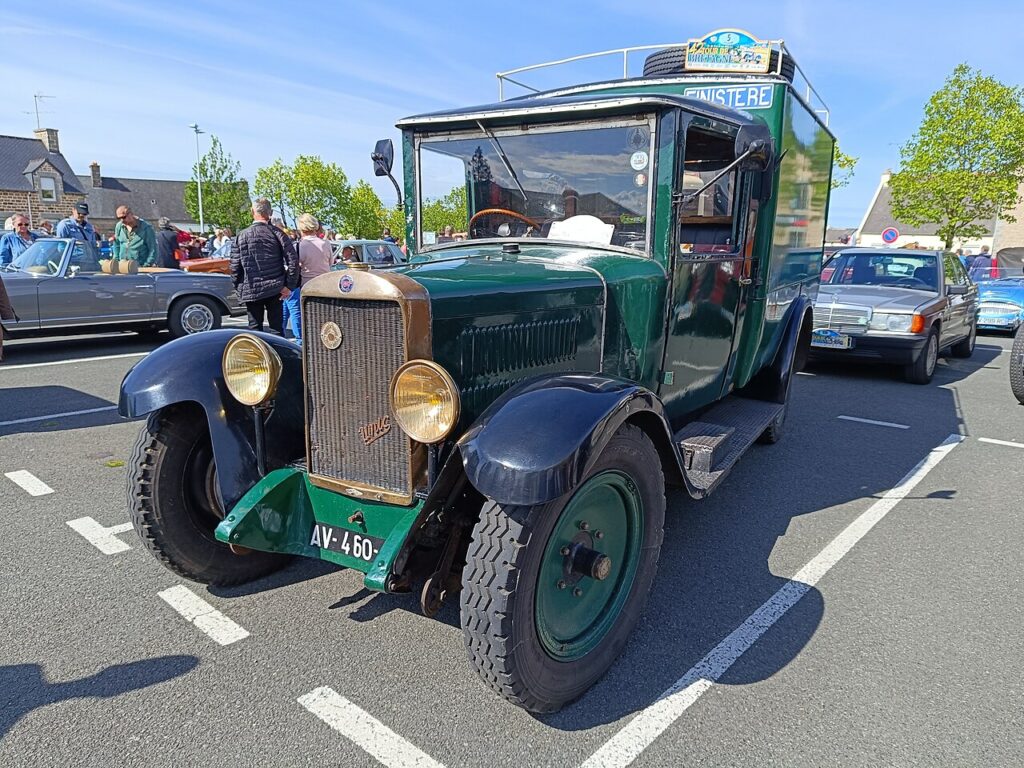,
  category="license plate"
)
[983,317,1010,325]
[811,329,853,349]
[309,523,385,562]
